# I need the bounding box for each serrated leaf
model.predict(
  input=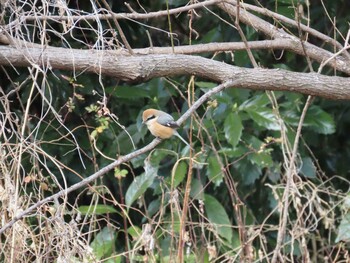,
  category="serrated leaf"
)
[236,160,262,185]
[249,151,273,168]
[125,162,157,207]
[239,94,270,110]
[219,146,246,158]
[224,113,243,147]
[77,205,118,216]
[204,194,233,242]
[304,106,335,134]
[247,108,281,130]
